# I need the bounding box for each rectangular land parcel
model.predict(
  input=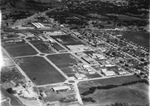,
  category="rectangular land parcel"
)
[3,43,37,57]
[47,53,79,68]
[19,56,66,85]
